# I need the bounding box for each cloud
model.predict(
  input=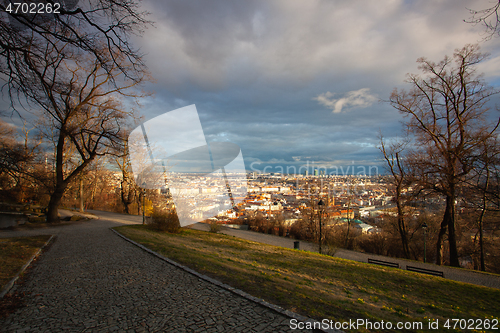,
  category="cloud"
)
[137,0,485,94]
[314,88,378,113]
[57,0,500,172]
